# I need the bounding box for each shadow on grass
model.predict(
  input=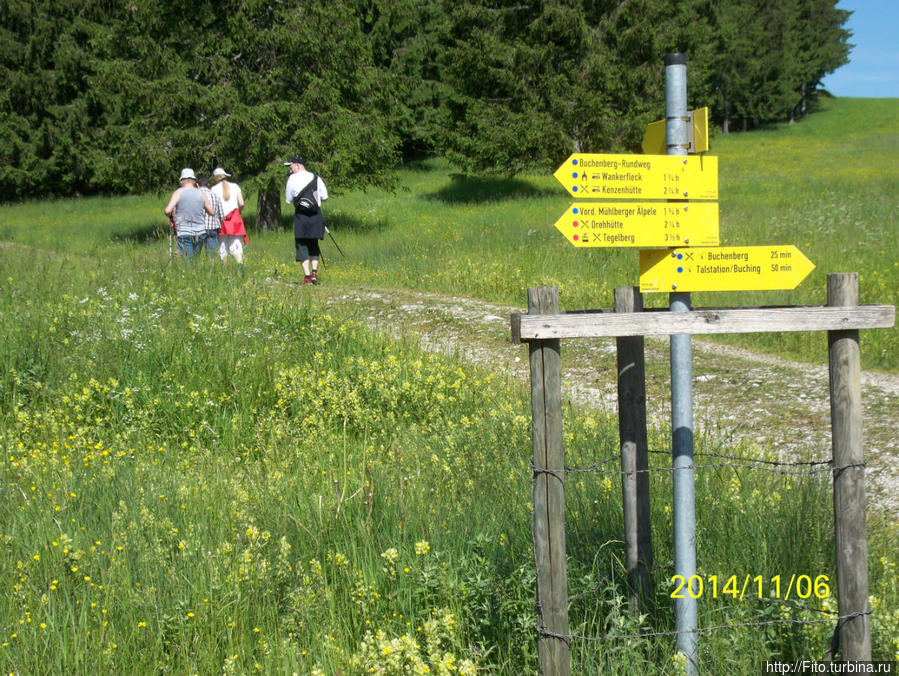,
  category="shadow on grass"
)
[425,174,557,204]
[109,221,169,245]
[257,211,390,235]
[108,209,391,244]
[325,212,390,234]
[108,212,287,243]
